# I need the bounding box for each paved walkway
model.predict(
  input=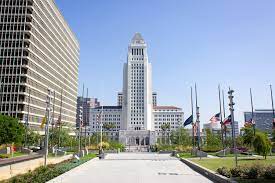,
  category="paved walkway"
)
[48,153,212,183]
